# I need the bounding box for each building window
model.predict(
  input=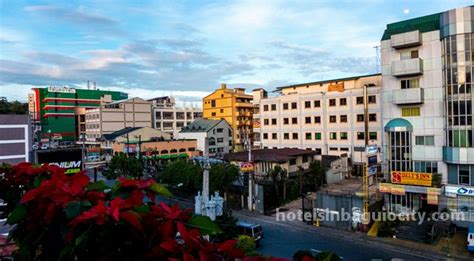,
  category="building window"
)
[415,136,435,146]
[217,138,224,143]
[211,100,216,107]
[357,132,364,140]
[263,133,268,139]
[305,117,311,124]
[292,133,298,140]
[289,159,297,165]
[329,99,336,107]
[305,101,311,108]
[263,105,268,111]
[459,165,470,185]
[329,147,338,151]
[211,112,216,116]
[357,114,364,122]
[315,132,322,140]
[271,118,277,125]
[272,133,277,140]
[356,96,364,104]
[302,155,309,163]
[271,104,277,111]
[340,148,349,151]
[330,132,337,140]
[369,113,377,122]
[291,102,297,109]
[314,100,321,107]
[329,115,337,123]
[340,98,347,106]
[340,115,347,123]
[216,128,223,133]
[284,133,289,140]
[340,132,348,140]
[401,79,419,89]
[284,118,289,125]
[400,50,418,60]
[305,132,312,140]
[264,119,269,125]
[368,95,376,104]
[292,117,298,124]
[220,109,224,113]
[402,107,420,117]
[314,116,321,124]
[369,132,377,140]
[283,103,289,110]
